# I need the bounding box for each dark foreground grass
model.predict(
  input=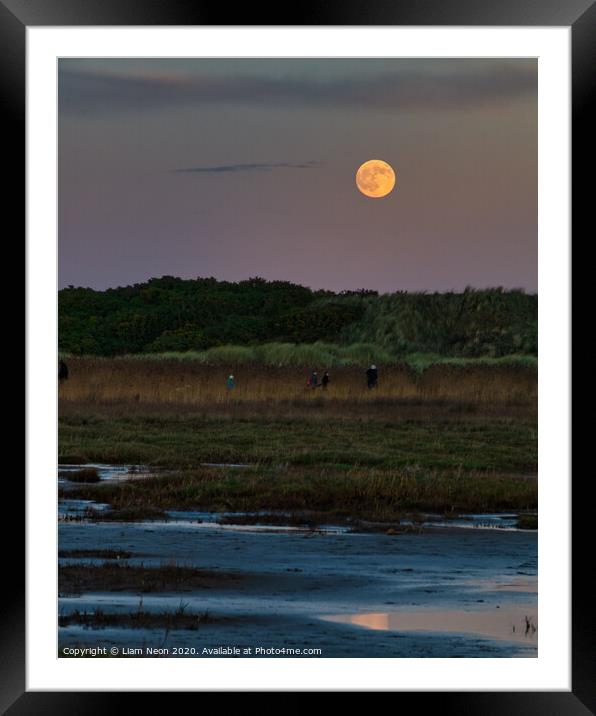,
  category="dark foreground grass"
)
[59,467,101,483]
[59,606,220,630]
[59,563,247,594]
[517,514,538,530]
[63,464,537,523]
